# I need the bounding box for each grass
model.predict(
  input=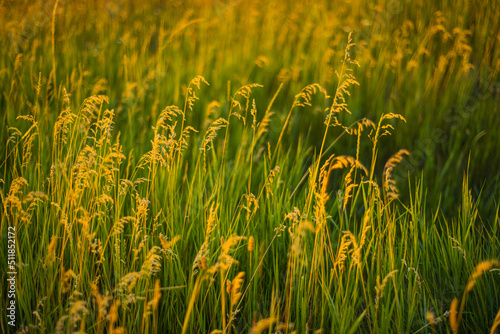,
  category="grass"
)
[1,0,499,333]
